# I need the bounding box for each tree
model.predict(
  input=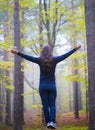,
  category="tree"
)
[42,0,62,50]
[0,1,14,125]
[70,0,80,119]
[0,75,3,124]
[13,0,23,130]
[85,0,95,130]
[4,52,12,125]
[4,9,12,125]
